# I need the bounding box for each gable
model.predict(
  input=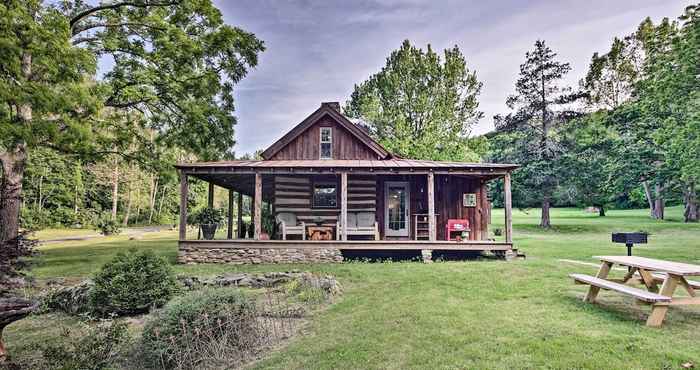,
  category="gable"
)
[261,103,390,160]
